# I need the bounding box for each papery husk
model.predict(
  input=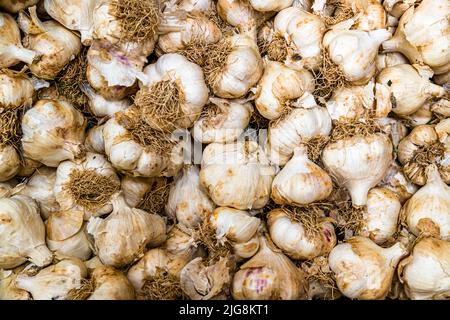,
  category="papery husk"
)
[46,210,84,241]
